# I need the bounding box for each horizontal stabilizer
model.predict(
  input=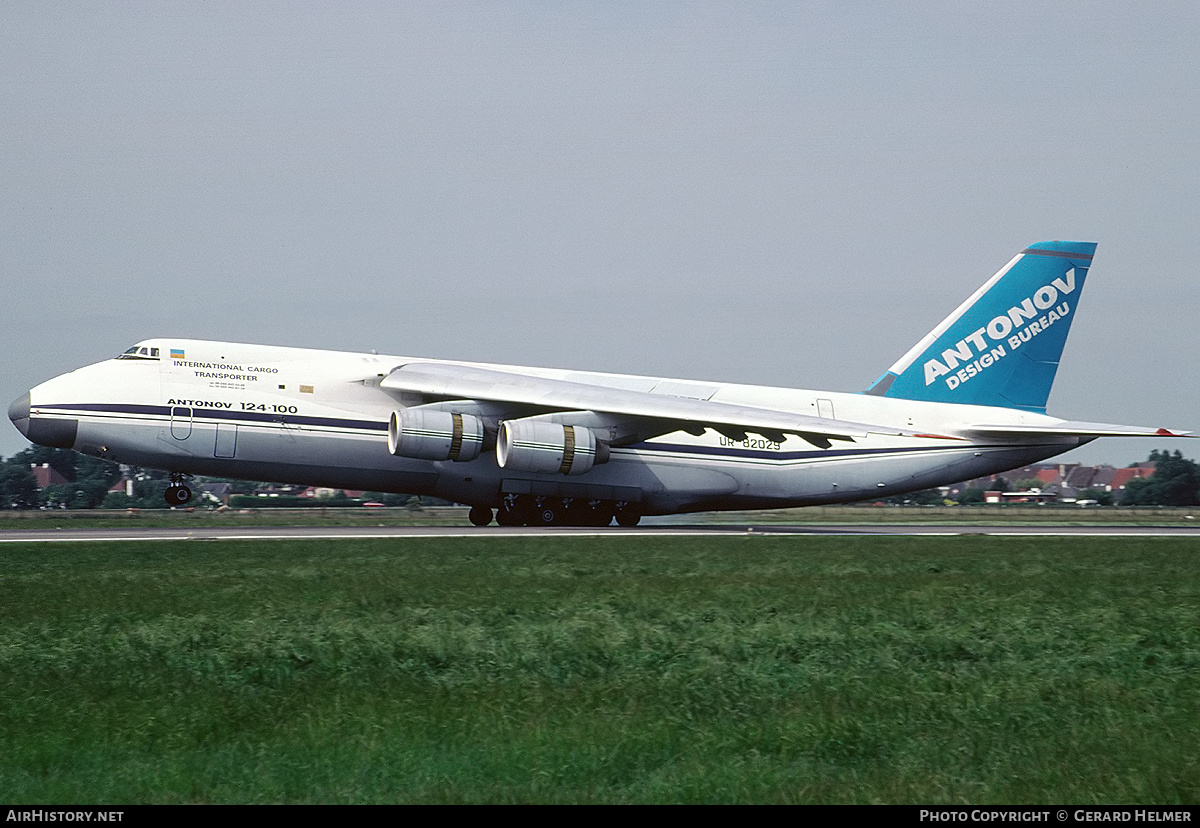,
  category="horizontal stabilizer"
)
[965,421,1194,439]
